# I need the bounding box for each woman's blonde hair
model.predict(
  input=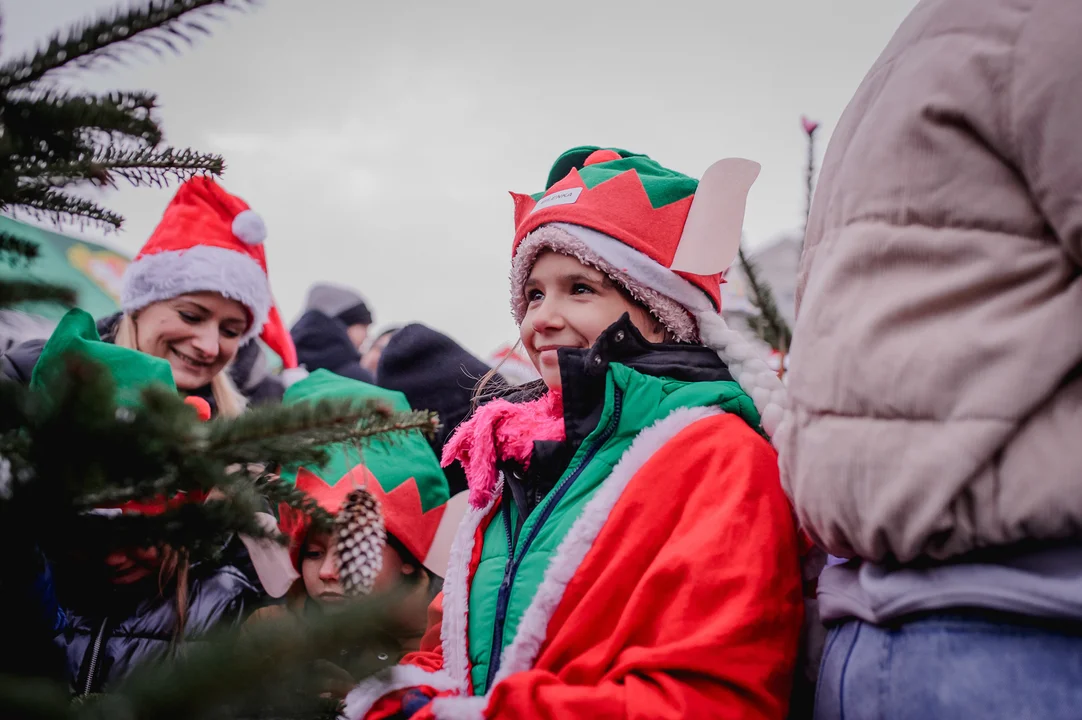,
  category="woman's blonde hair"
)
[115,313,247,418]
[116,307,247,645]
[158,546,190,646]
